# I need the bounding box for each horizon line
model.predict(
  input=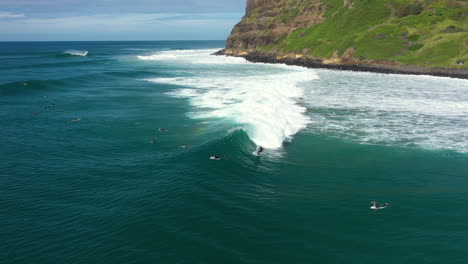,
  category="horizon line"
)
[0,39,226,43]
